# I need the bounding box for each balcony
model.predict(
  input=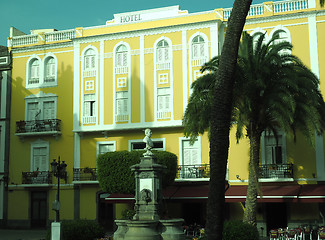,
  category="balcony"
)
[15,119,62,137]
[73,168,98,182]
[176,164,210,179]
[259,163,294,179]
[22,171,52,184]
